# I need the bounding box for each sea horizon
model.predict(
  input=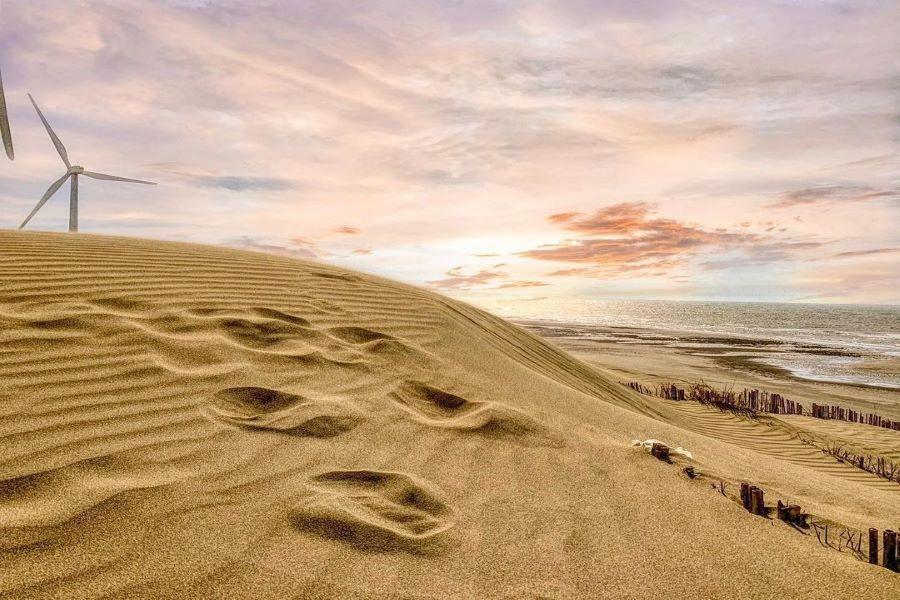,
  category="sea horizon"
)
[476,298,900,390]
